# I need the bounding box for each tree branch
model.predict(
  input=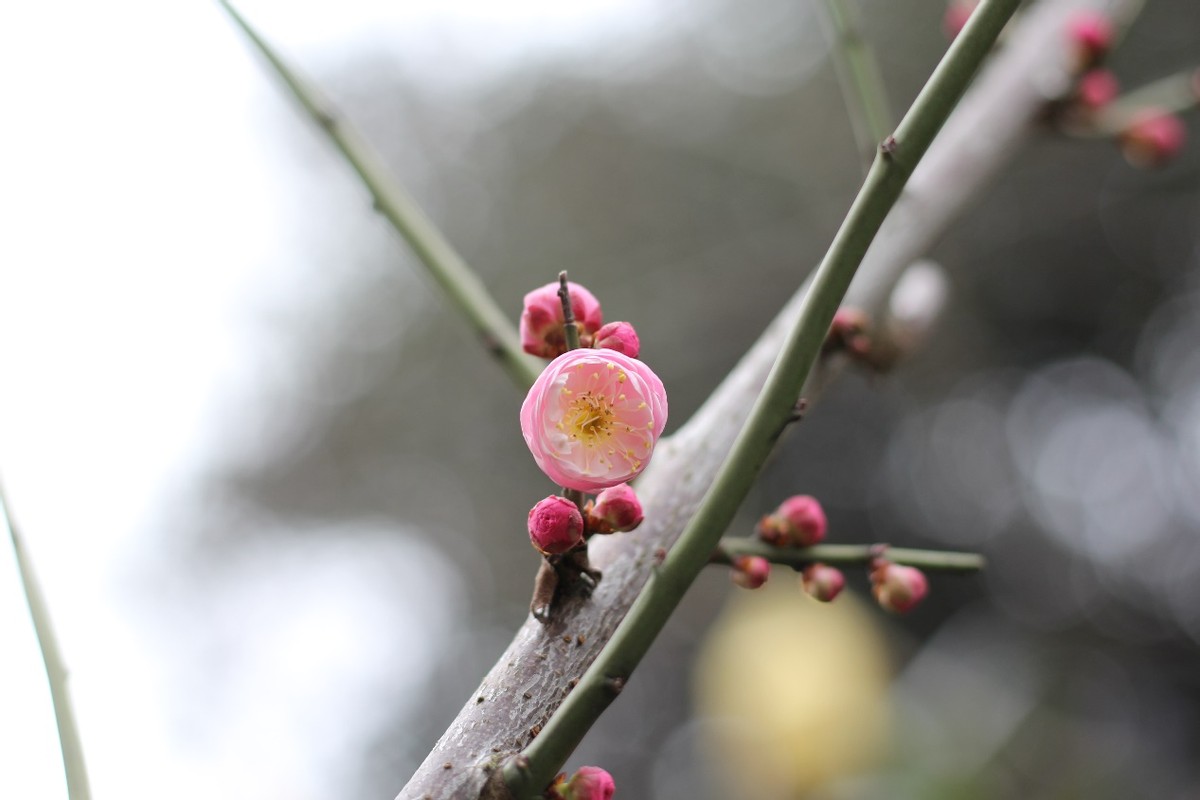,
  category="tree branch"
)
[393,0,1136,797]
[2,478,92,800]
[215,0,541,390]
[712,538,985,573]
